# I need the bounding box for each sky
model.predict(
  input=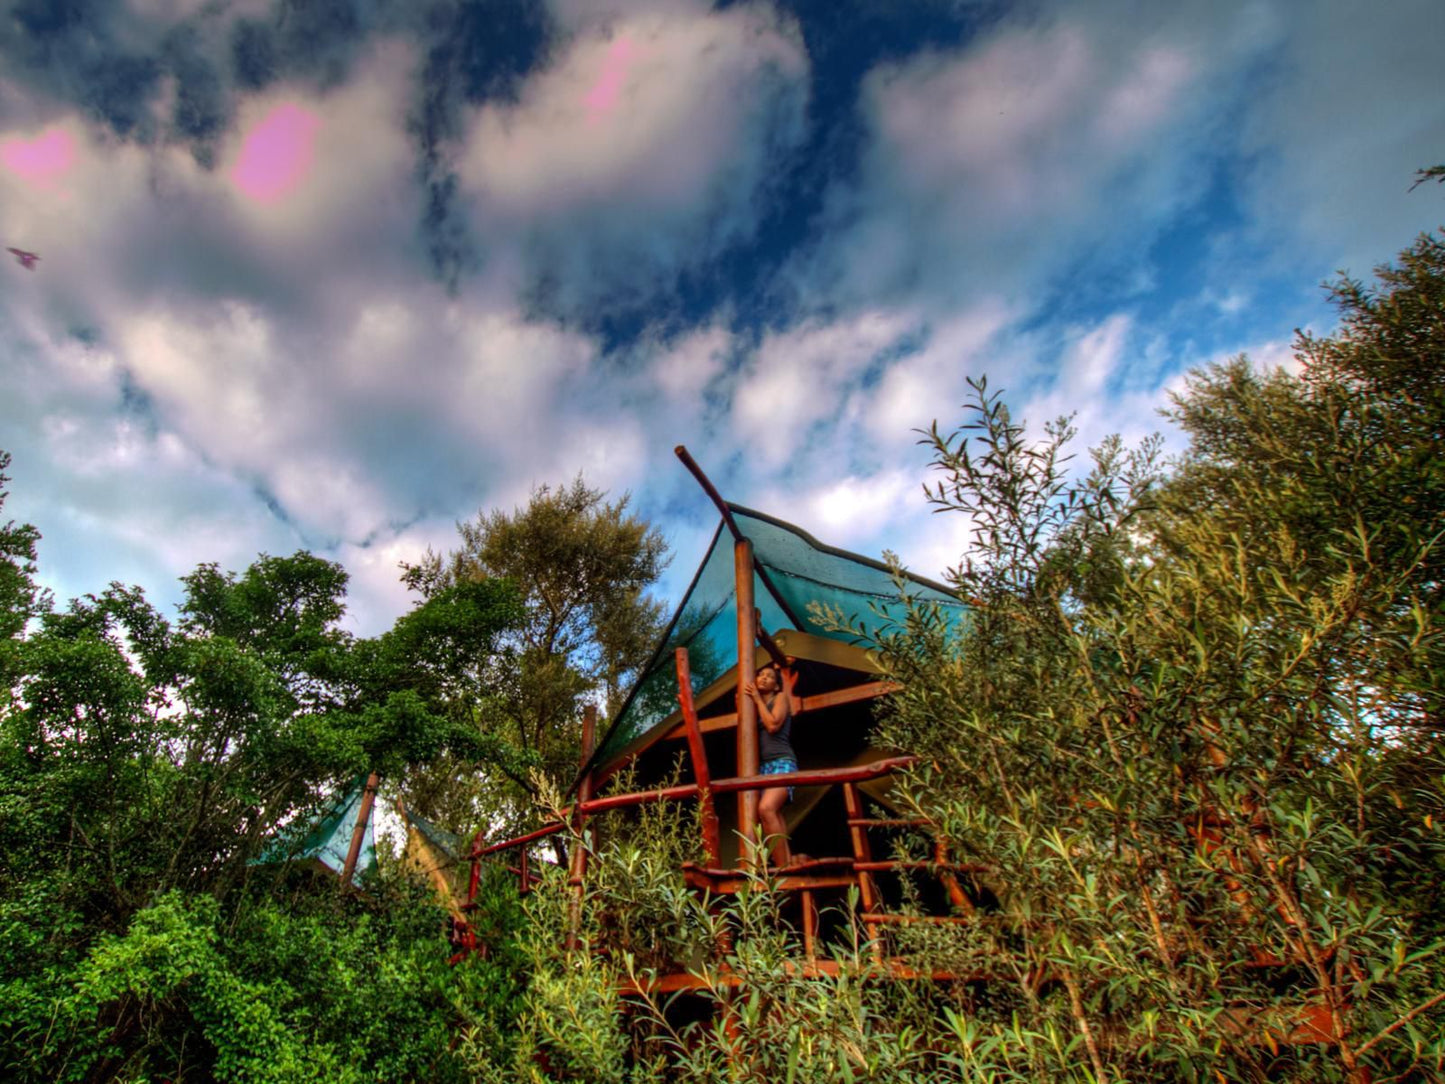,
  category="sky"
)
[1,0,1442,636]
